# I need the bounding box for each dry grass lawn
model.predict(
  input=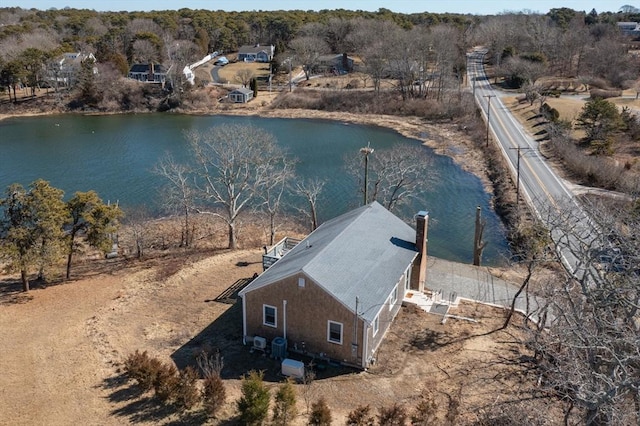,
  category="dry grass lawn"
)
[0,242,567,425]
